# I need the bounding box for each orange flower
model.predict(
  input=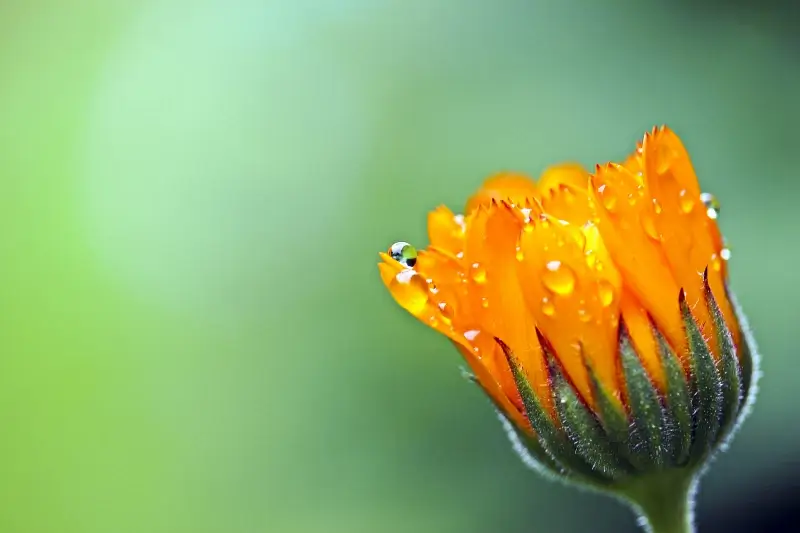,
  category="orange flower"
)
[378,126,749,448]
[378,125,759,531]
